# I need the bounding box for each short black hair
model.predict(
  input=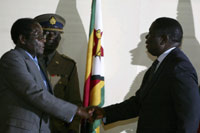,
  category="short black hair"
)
[152,17,183,43]
[10,18,38,44]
